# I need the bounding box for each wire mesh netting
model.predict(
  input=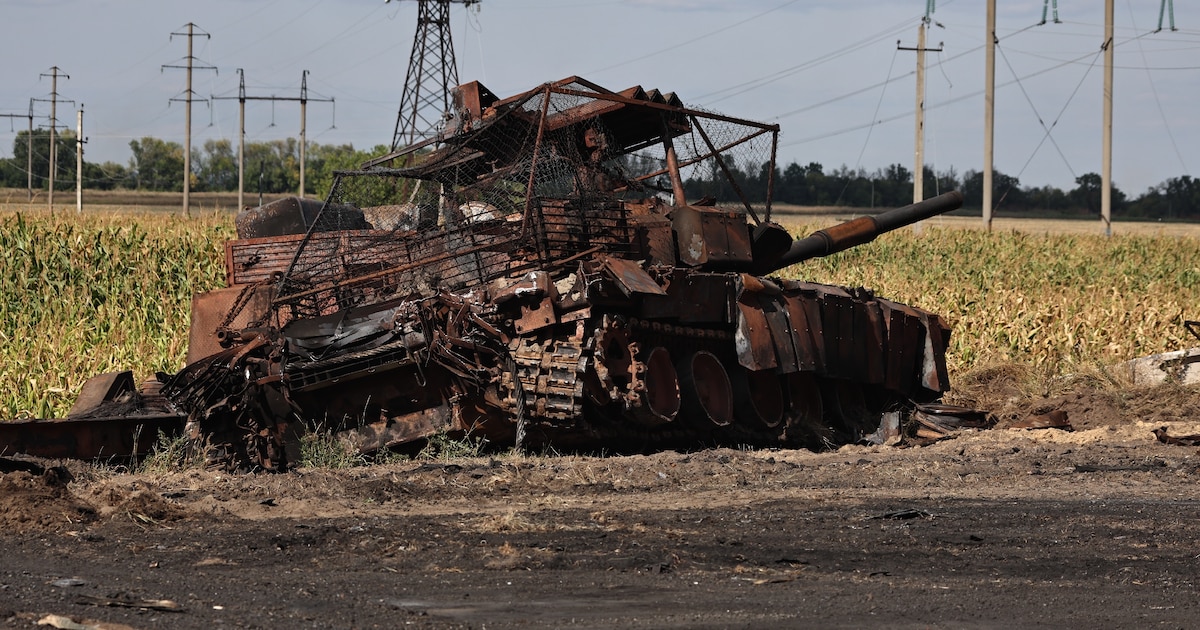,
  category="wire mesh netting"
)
[274,78,778,321]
